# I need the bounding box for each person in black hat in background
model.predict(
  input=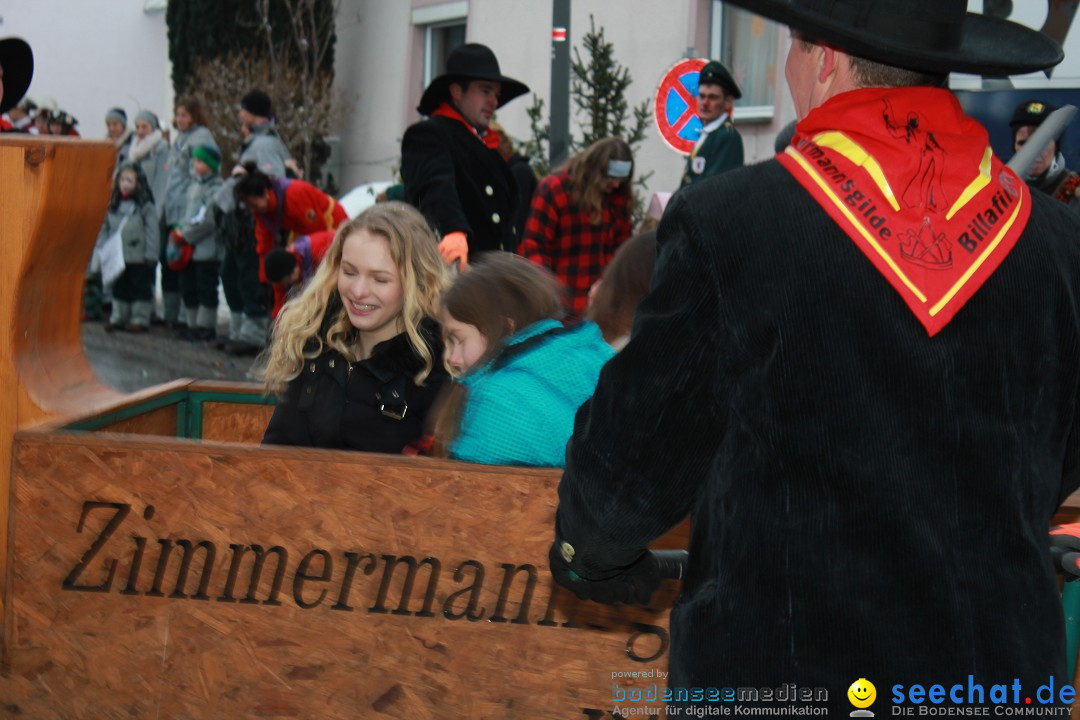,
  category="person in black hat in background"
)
[550,0,1080,714]
[401,43,529,269]
[0,37,33,124]
[235,89,297,178]
[680,60,742,187]
[1010,99,1080,209]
